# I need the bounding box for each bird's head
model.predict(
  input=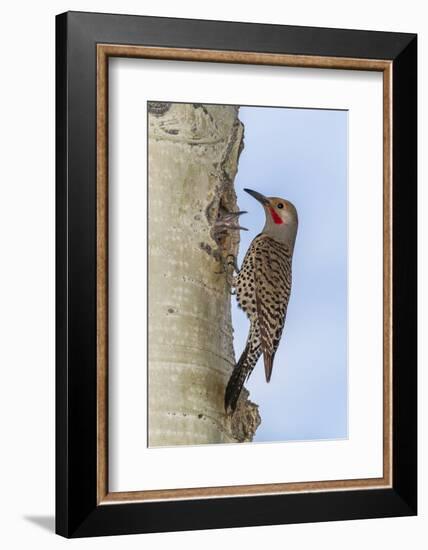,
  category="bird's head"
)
[244,188,298,248]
